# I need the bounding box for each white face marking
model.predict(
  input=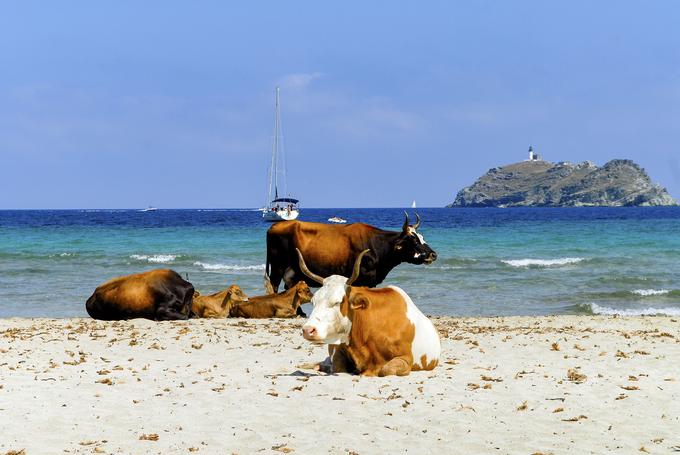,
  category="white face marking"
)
[302,275,352,345]
[406,227,427,245]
